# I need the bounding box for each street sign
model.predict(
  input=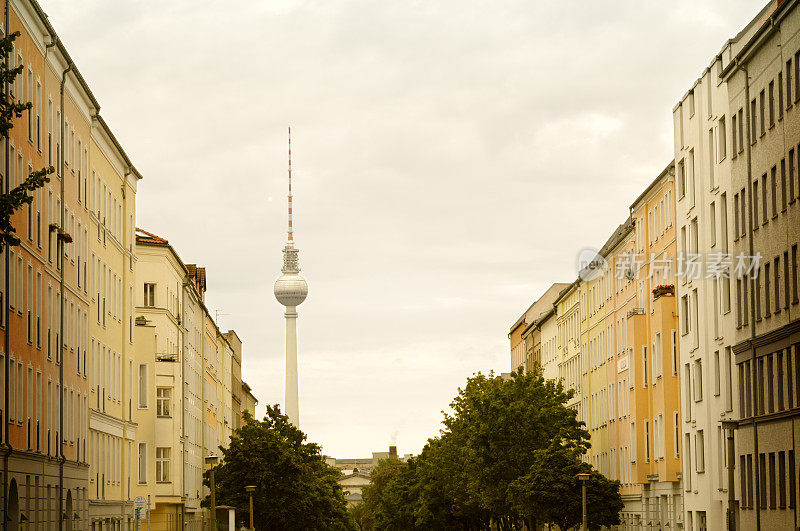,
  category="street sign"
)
[134,496,146,521]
